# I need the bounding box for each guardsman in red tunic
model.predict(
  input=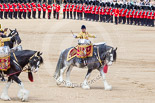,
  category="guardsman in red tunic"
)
[91,2,96,21]
[37,3,42,19]
[150,6,154,27]
[126,6,130,24]
[121,5,127,24]
[56,1,60,20]
[73,0,77,19]
[18,4,23,19]
[79,1,84,20]
[99,2,103,22]
[4,3,9,19]
[147,7,151,26]
[95,2,100,22]
[63,0,67,19]
[42,3,46,19]
[66,1,70,19]
[47,3,52,19]
[23,4,27,19]
[135,6,140,25]
[69,1,73,19]
[32,3,37,19]
[9,3,14,19]
[85,2,89,21]
[119,5,123,24]
[13,3,18,19]
[110,3,114,23]
[0,3,4,19]
[114,3,119,25]
[140,7,145,26]
[129,6,134,25]
[27,3,32,19]
[76,1,80,20]
[53,2,56,18]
